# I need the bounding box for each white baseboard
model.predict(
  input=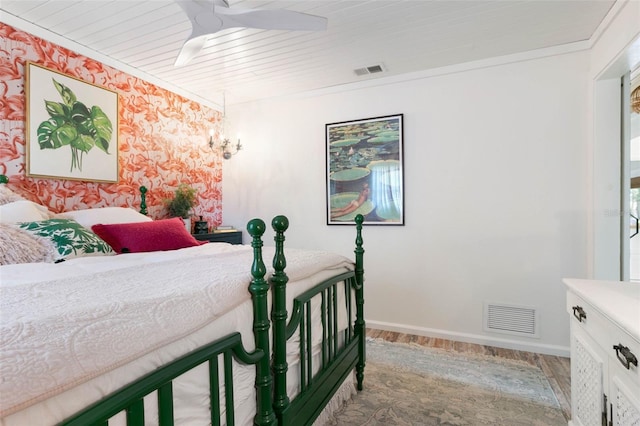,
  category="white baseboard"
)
[367,320,570,357]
